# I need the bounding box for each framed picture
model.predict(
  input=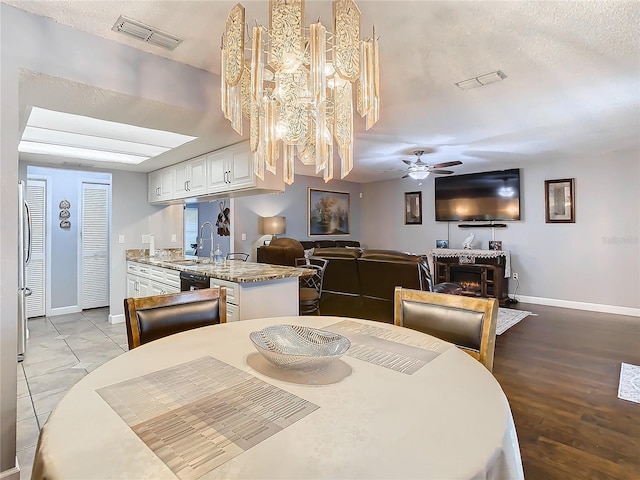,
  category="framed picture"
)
[488,240,502,251]
[404,192,422,225]
[436,240,449,248]
[545,178,575,223]
[308,189,350,235]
